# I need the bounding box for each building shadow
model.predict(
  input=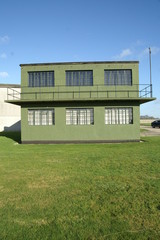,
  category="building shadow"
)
[3,120,21,132]
[0,131,21,144]
[0,121,21,143]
